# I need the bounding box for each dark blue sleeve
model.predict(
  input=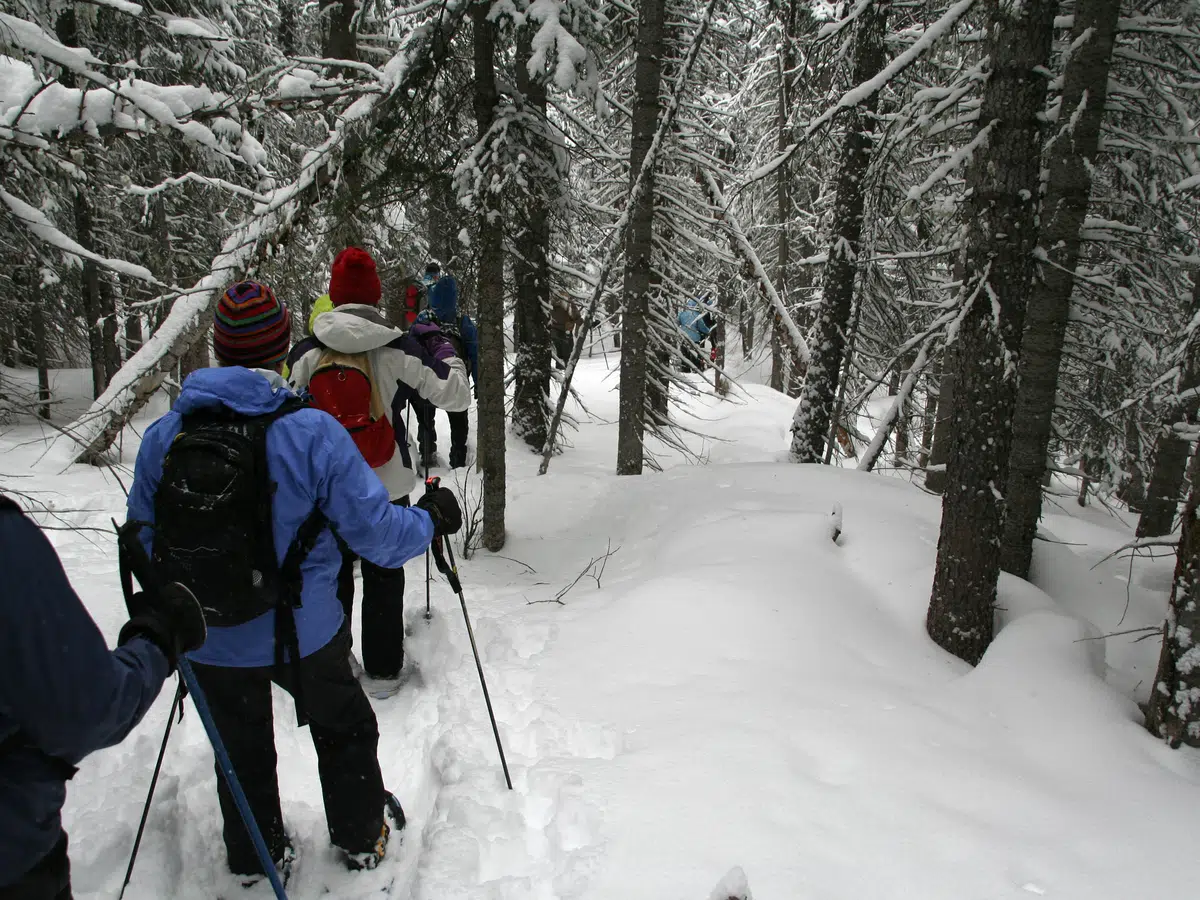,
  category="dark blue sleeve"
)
[0,510,170,765]
[462,316,479,383]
